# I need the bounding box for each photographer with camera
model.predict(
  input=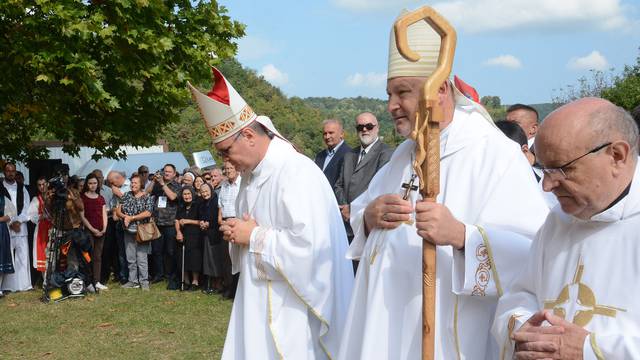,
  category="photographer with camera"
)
[45,171,95,294]
[146,164,181,290]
